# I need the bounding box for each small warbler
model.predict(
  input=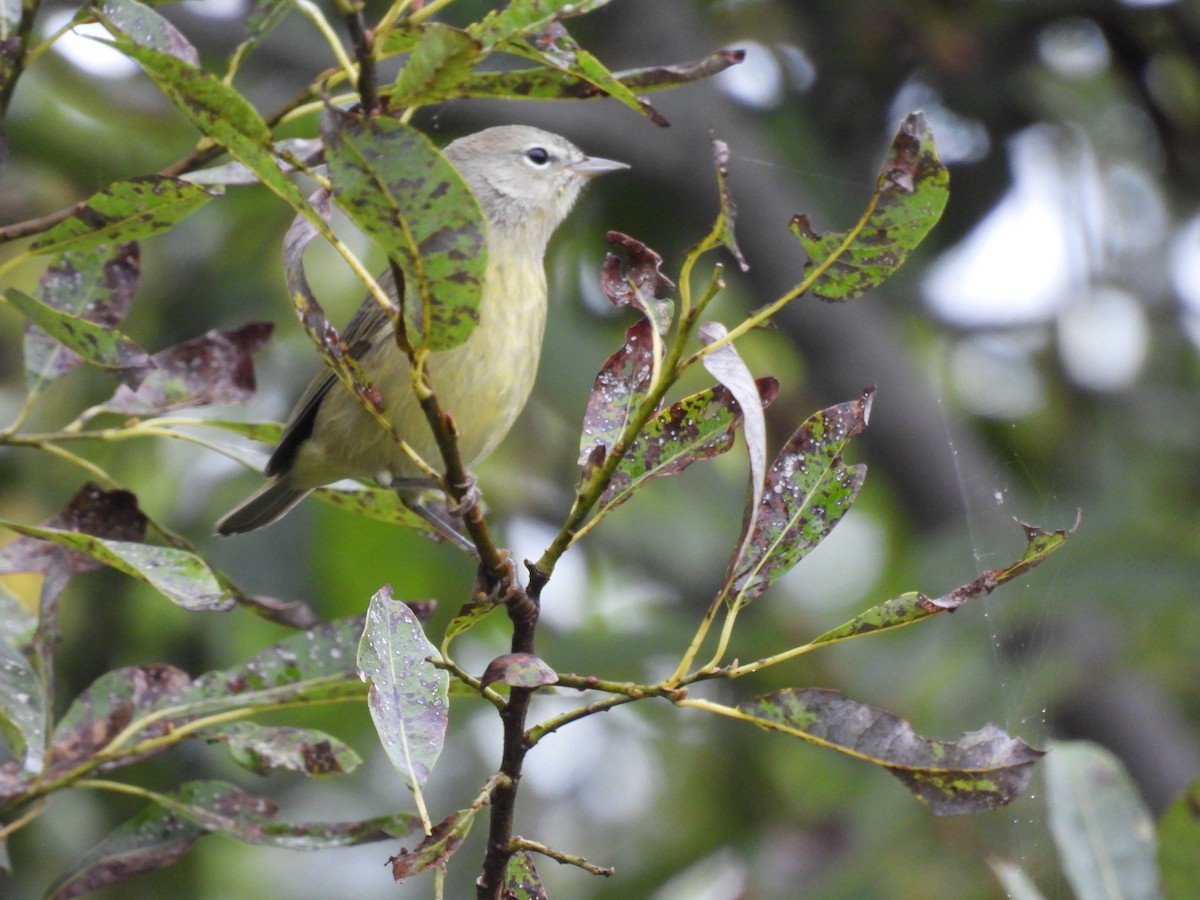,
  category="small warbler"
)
[216,125,627,536]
